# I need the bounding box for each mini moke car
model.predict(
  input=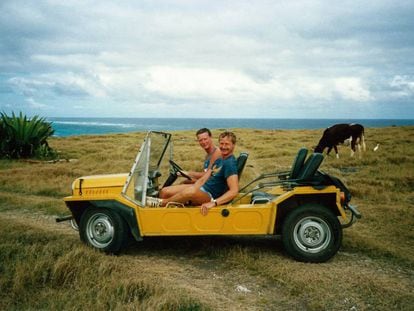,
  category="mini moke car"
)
[62,131,361,263]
